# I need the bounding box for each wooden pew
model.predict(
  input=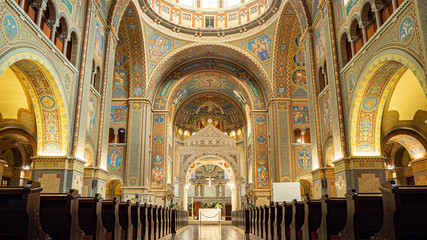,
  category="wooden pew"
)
[147,204,154,239]
[260,206,264,238]
[290,200,304,240]
[317,195,346,240]
[372,182,427,240]
[273,203,283,240]
[78,194,106,240]
[255,207,259,236]
[267,202,275,240]
[165,207,170,235]
[140,203,147,240]
[118,201,133,240]
[264,205,271,240]
[281,202,292,240]
[152,205,158,240]
[102,197,122,240]
[39,189,85,240]
[301,196,321,240]
[338,190,383,240]
[0,181,50,239]
[158,206,163,238]
[131,202,142,240]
